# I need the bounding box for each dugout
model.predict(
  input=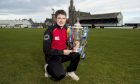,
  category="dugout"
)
[125,23,140,29]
